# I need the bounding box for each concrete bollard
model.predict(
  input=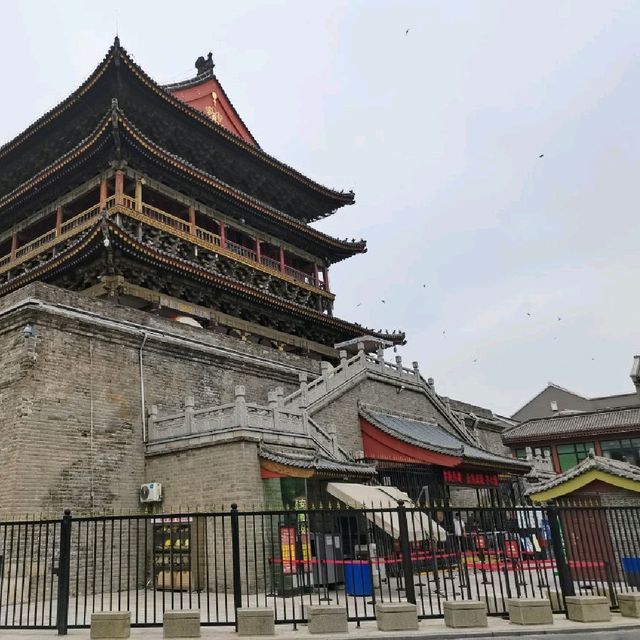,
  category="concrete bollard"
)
[237,608,275,636]
[375,602,418,631]
[443,600,487,628]
[307,604,348,634]
[90,611,131,639]
[508,598,553,625]
[565,596,611,622]
[618,592,640,618]
[163,609,201,637]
